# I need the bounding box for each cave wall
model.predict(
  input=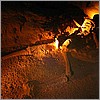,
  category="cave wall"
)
[1,1,99,55]
[68,1,99,19]
[1,11,53,54]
